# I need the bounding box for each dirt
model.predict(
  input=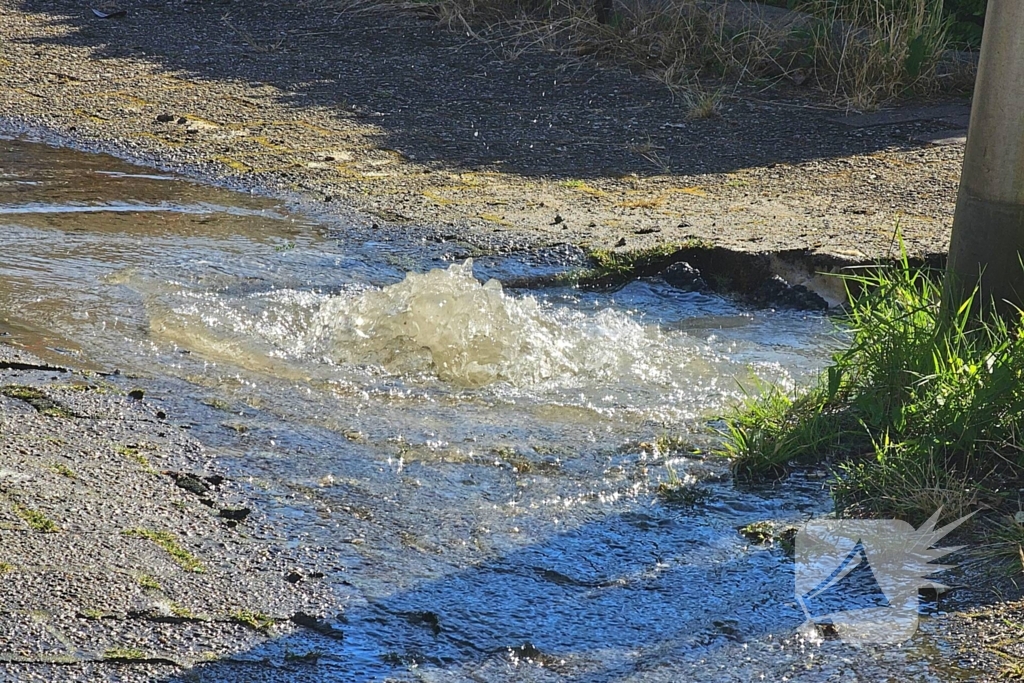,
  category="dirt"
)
[0,346,348,681]
[3,0,1022,680]
[0,0,970,270]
